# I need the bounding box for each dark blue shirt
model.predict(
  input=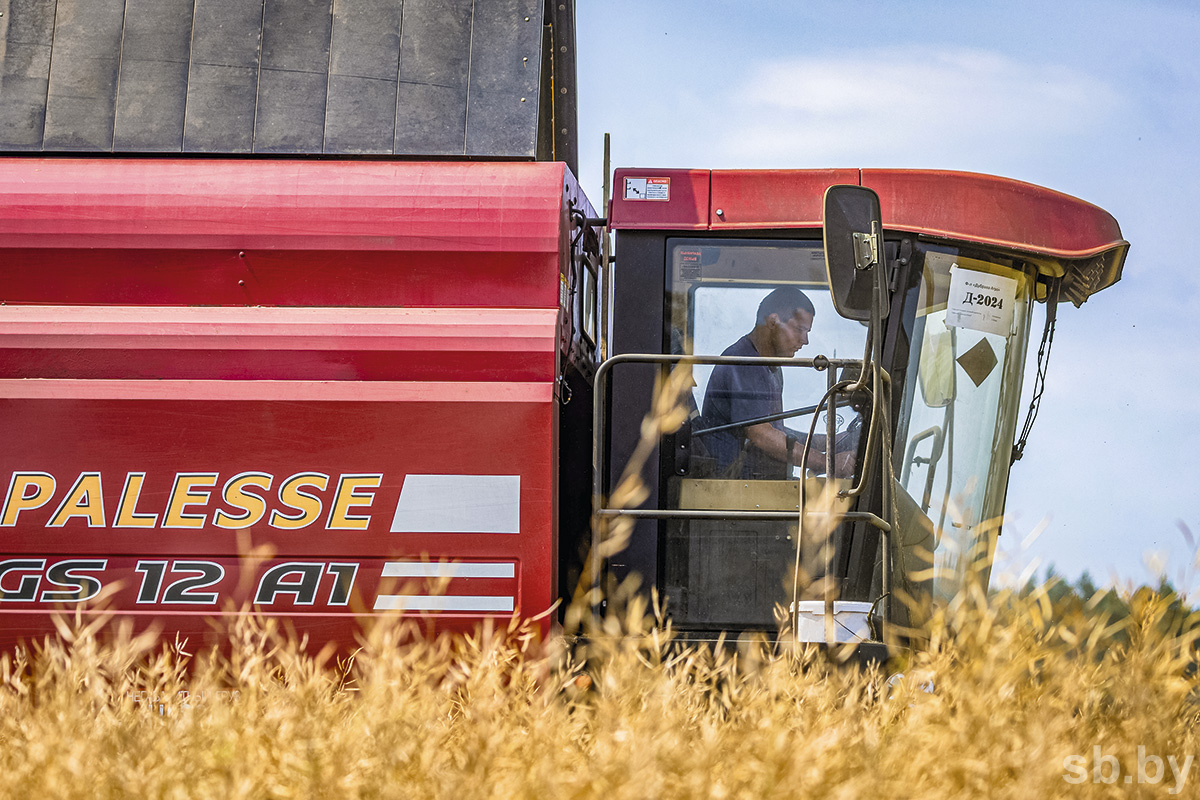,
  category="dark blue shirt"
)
[700,335,788,479]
